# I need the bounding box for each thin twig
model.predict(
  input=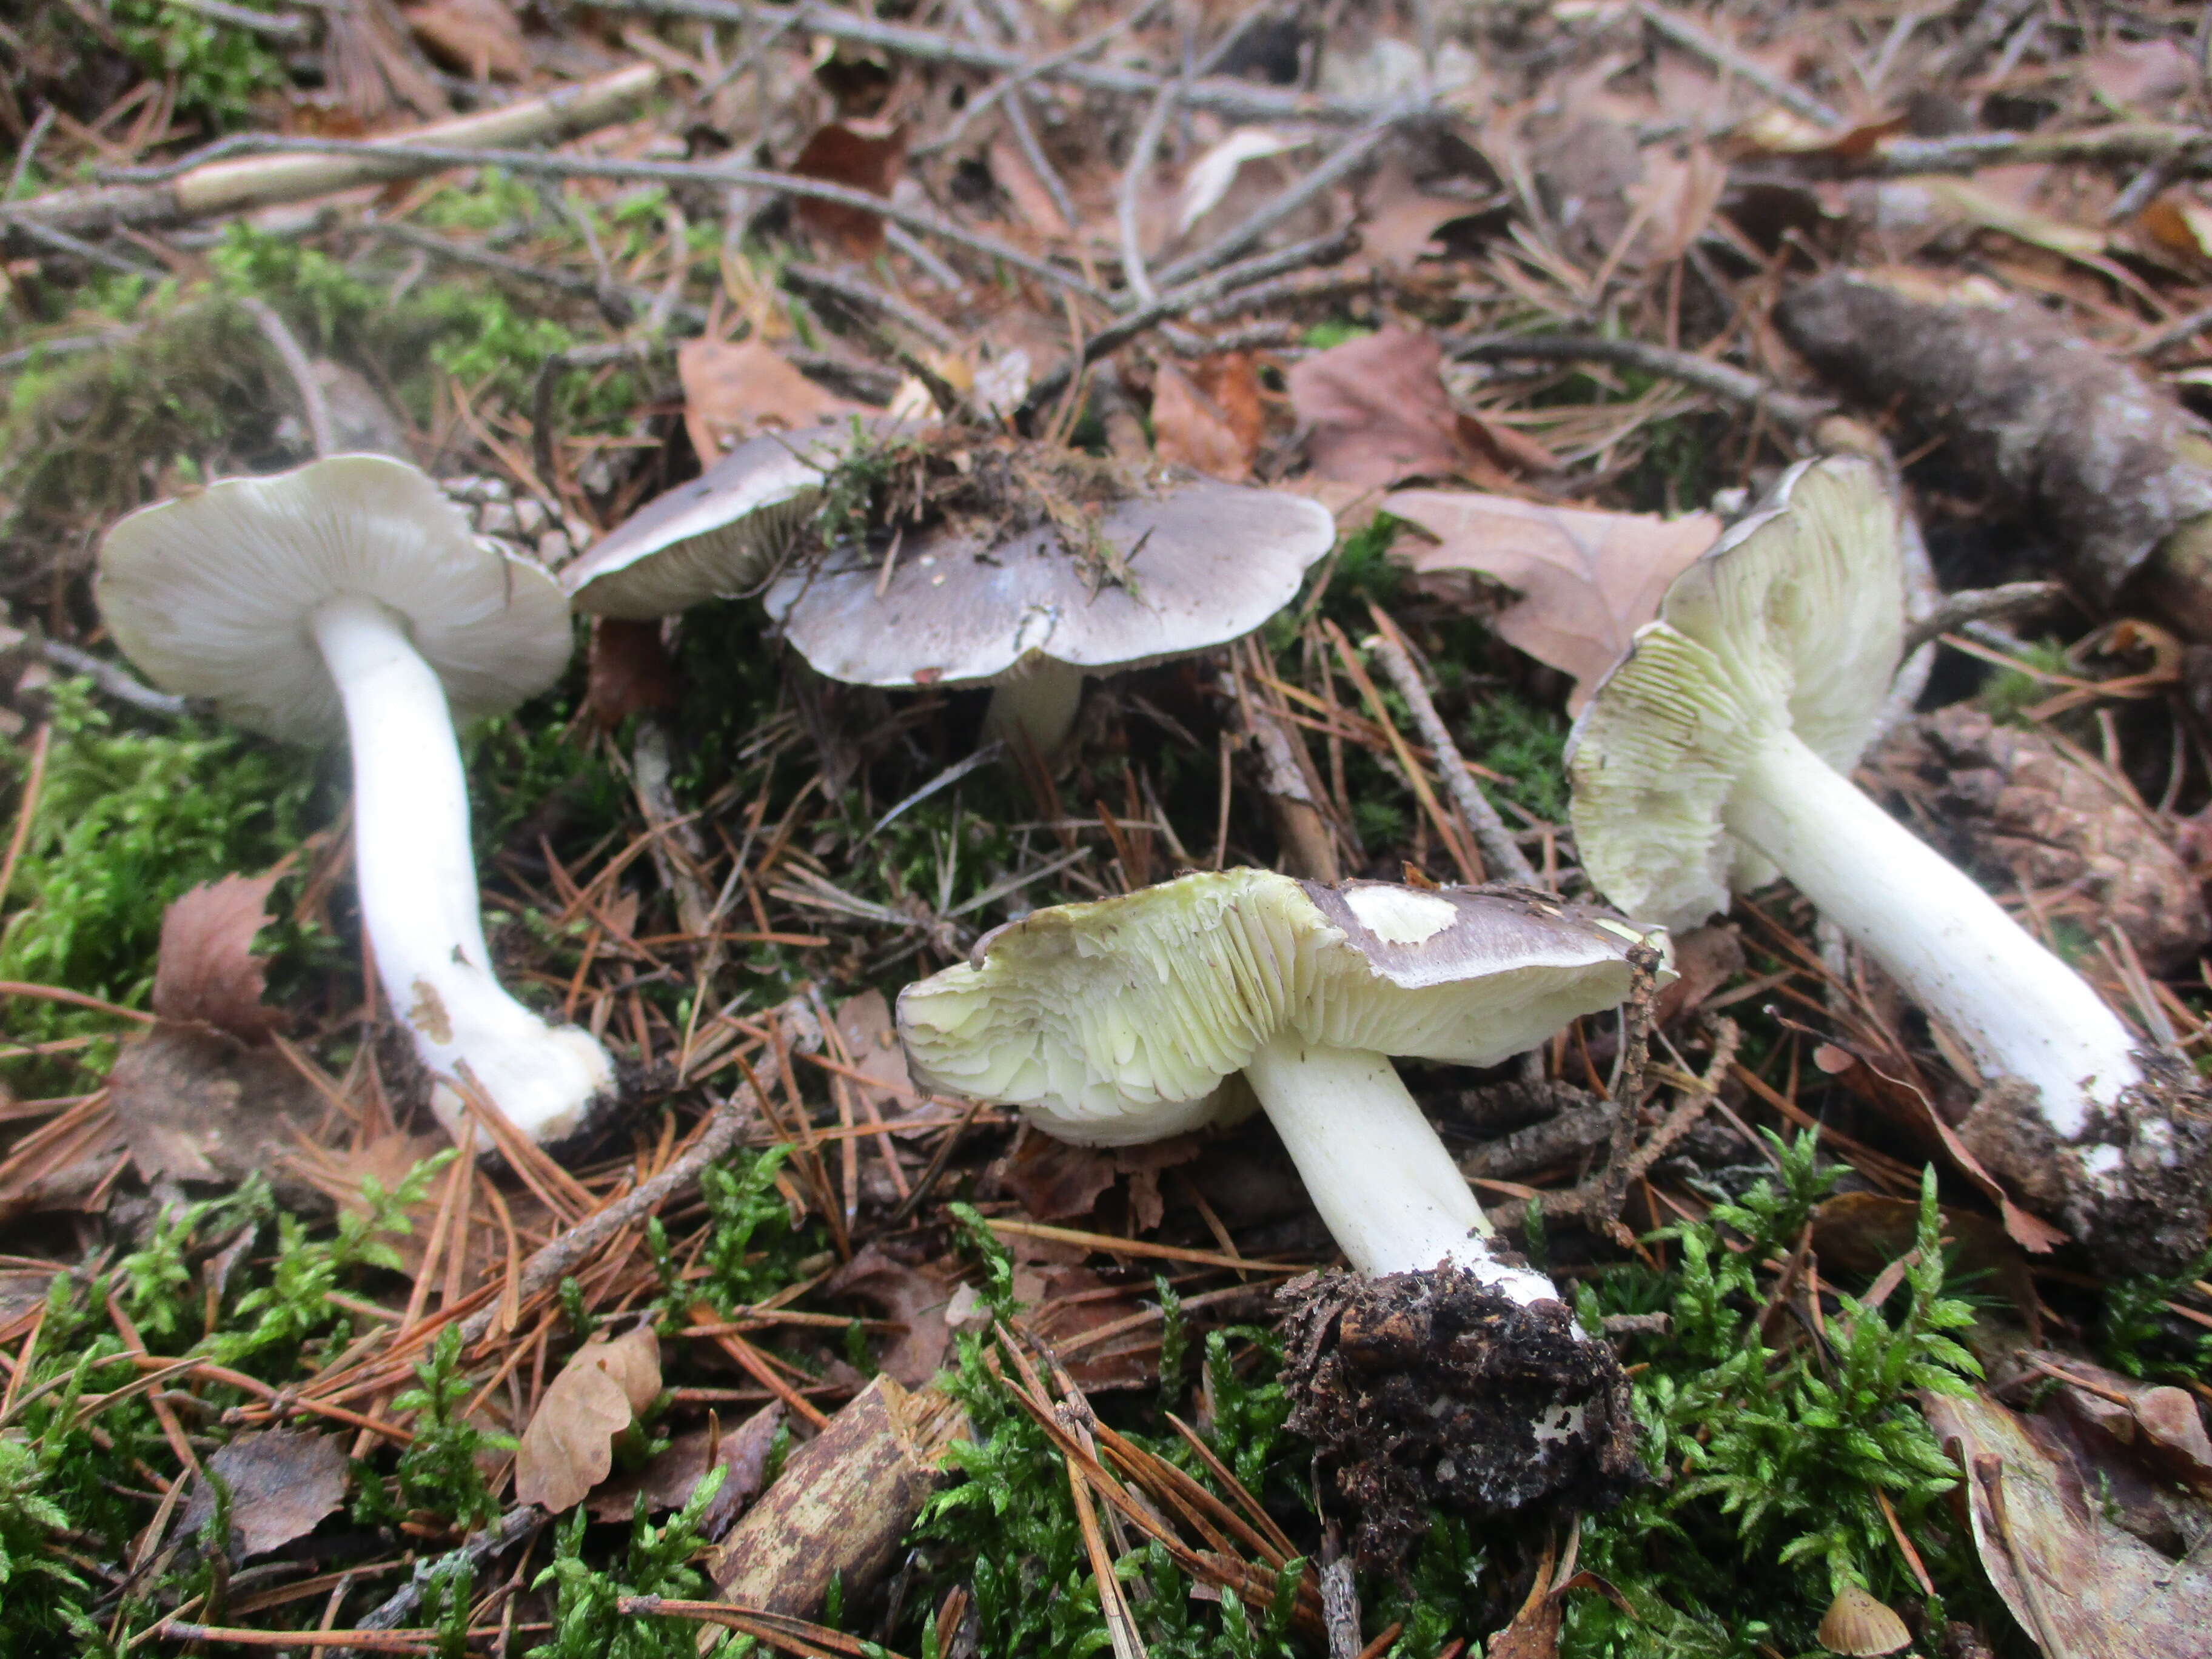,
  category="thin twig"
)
[34,639,190,720]
[1636,2,1843,128]
[236,296,336,458]
[349,1506,543,1640]
[920,0,1174,153]
[2138,298,2212,358]
[1902,581,2068,658]
[1450,332,1837,431]
[93,137,1107,301]
[1150,110,1399,290]
[594,0,1381,126]
[452,1004,822,1348]
[1362,611,1537,886]
[1118,83,1180,305]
